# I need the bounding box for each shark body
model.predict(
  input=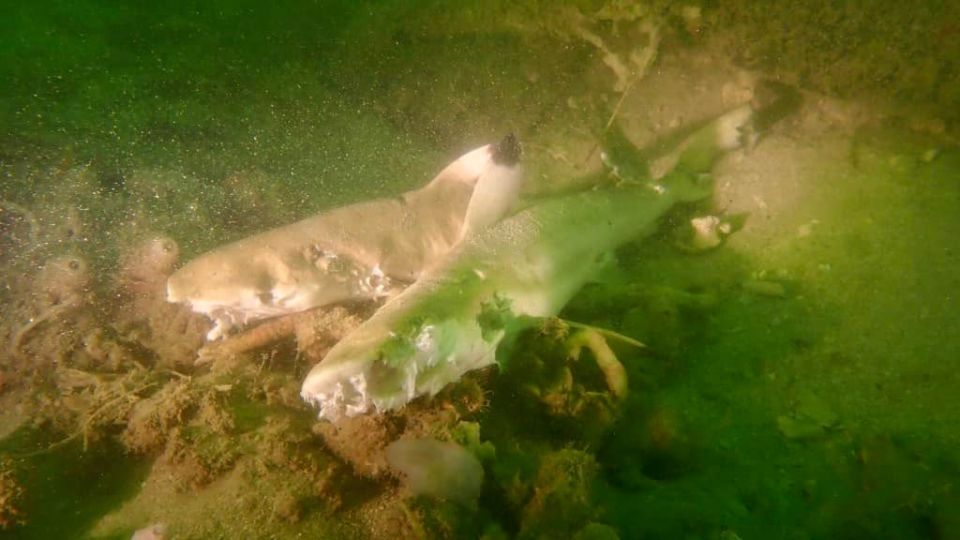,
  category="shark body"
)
[301,106,755,420]
[167,136,523,340]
